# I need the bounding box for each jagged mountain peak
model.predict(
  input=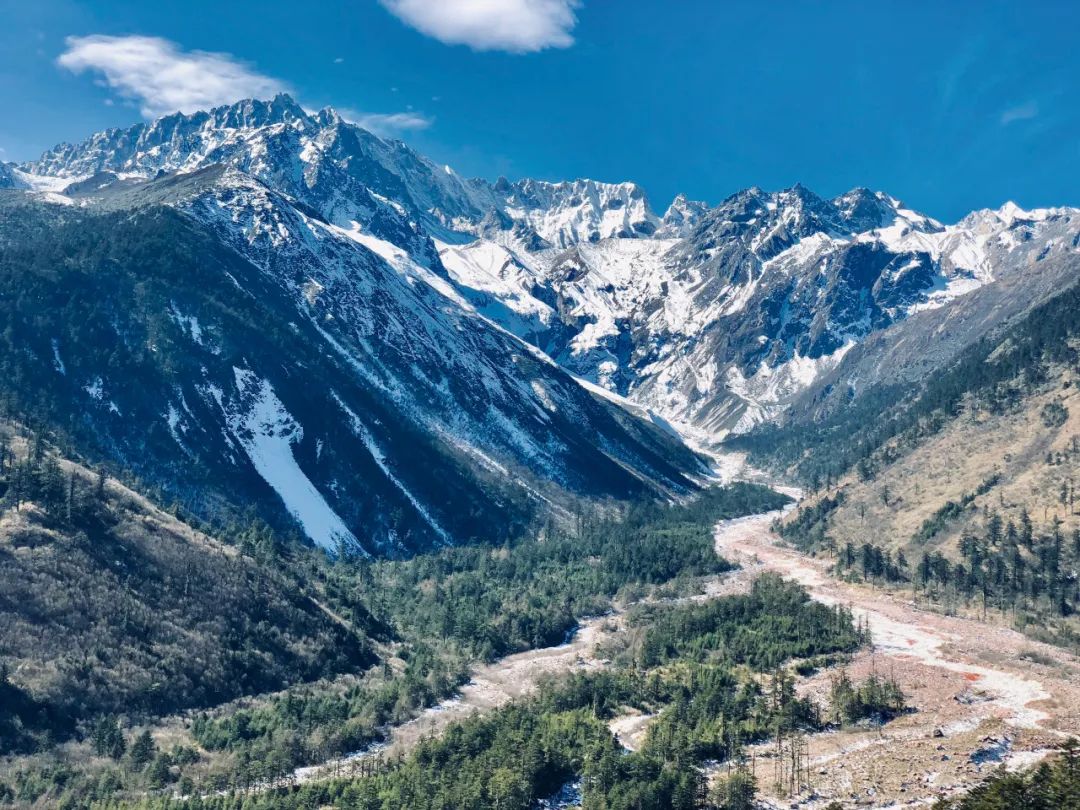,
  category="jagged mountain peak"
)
[13,96,1080,453]
[693,183,944,249]
[666,192,700,206]
[509,176,650,201]
[486,175,660,247]
[831,186,896,228]
[659,193,709,237]
[313,106,346,128]
[20,97,669,251]
[959,199,1074,231]
[776,181,819,201]
[201,92,309,128]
